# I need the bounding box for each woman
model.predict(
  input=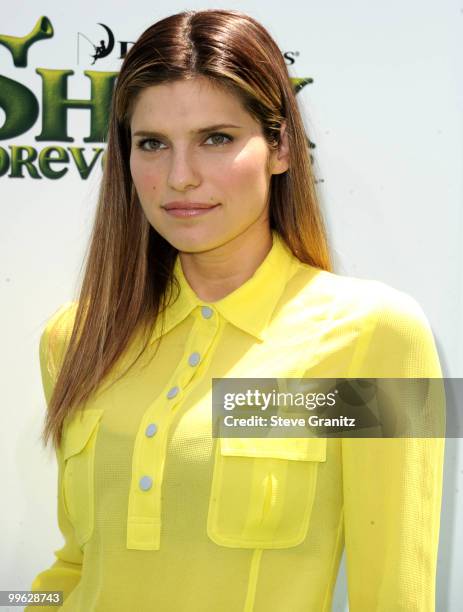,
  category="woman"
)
[27,9,445,612]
